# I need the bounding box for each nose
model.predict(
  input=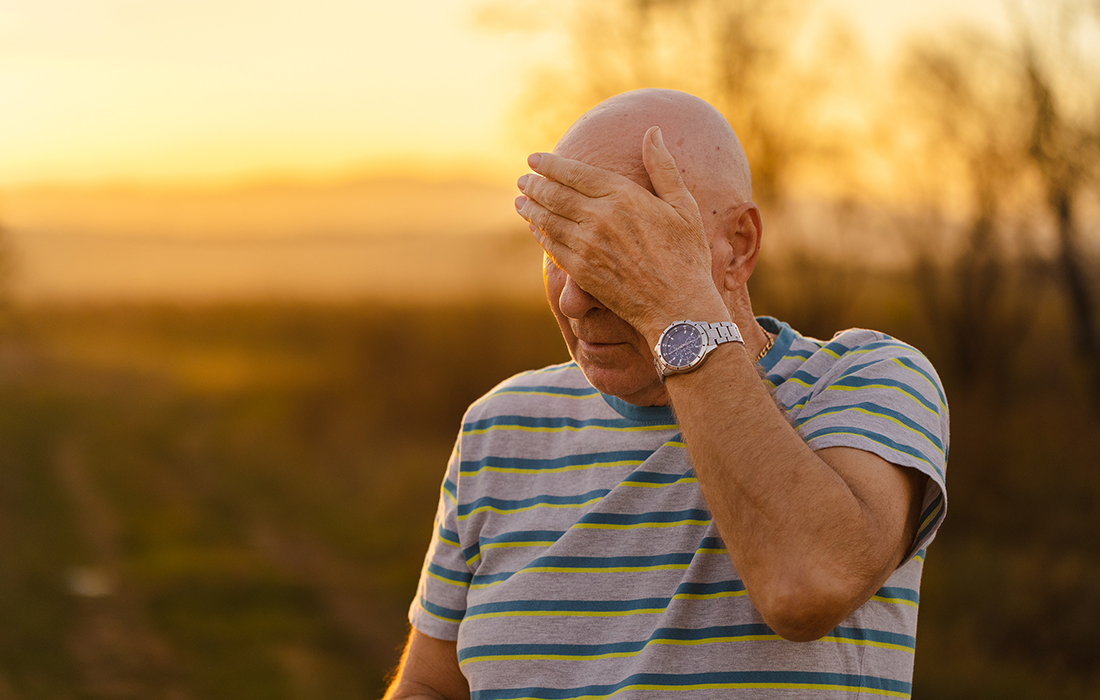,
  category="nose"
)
[559,274,606,320]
